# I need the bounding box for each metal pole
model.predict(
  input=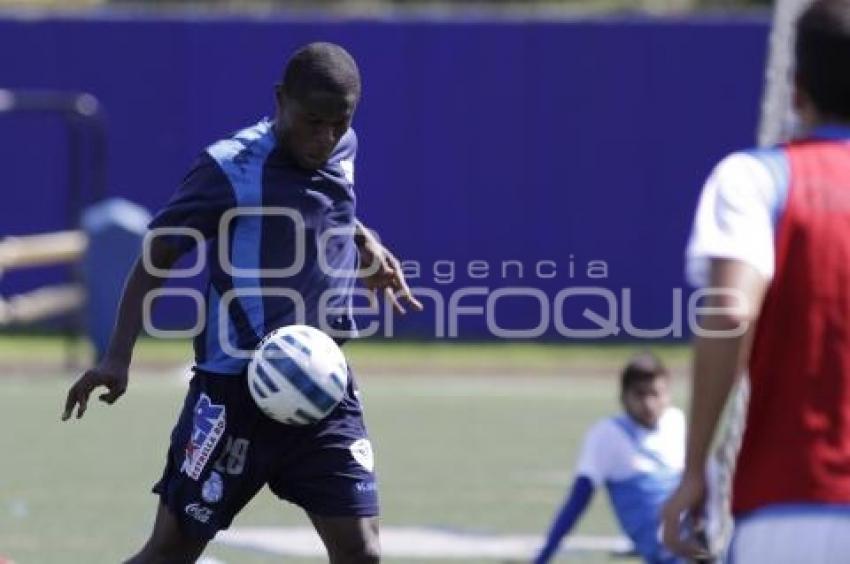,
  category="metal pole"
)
[0,89,107,369]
